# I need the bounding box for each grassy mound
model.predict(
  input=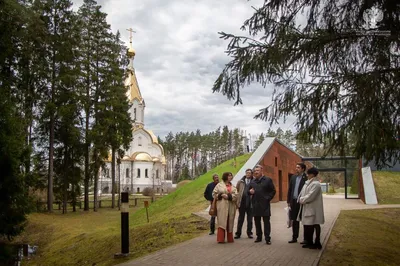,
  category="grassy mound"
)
[373,171,400,204]
[129,153,251,226]
[13,153,251,266]
[176,179,191,188]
